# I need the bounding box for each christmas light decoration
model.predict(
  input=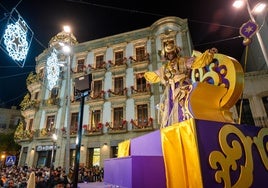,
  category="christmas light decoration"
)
[0,8,34,67]
[46,49,60,90]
